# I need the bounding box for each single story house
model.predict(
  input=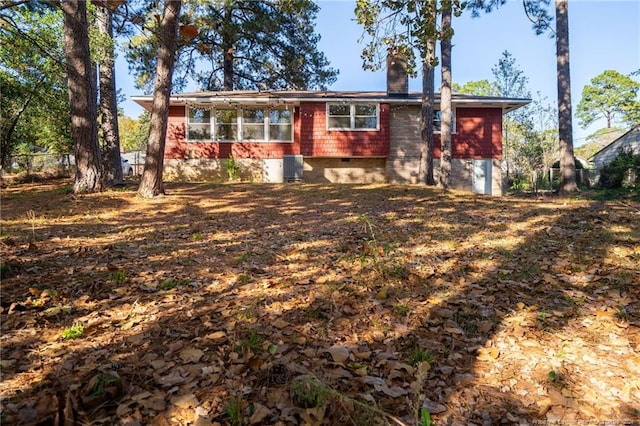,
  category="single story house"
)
[133,59,529,195]
[589,125,640,178]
